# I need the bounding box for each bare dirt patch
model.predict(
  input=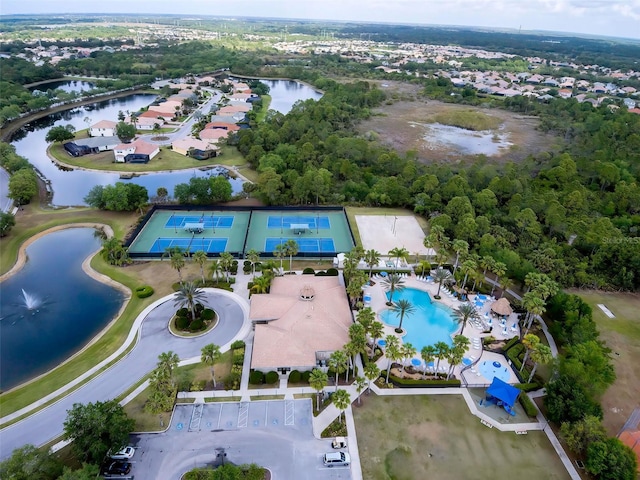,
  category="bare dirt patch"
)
[359,93,561,165]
